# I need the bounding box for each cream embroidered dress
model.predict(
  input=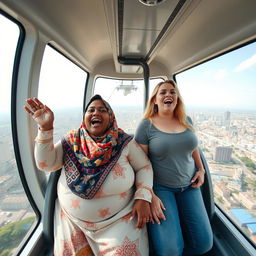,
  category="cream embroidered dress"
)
[35,129,153,256]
